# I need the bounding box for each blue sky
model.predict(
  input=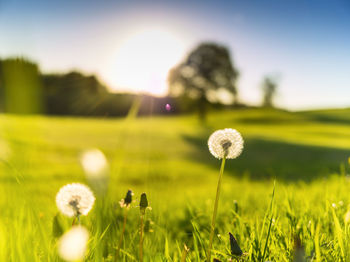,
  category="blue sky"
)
[1,0,349,109]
